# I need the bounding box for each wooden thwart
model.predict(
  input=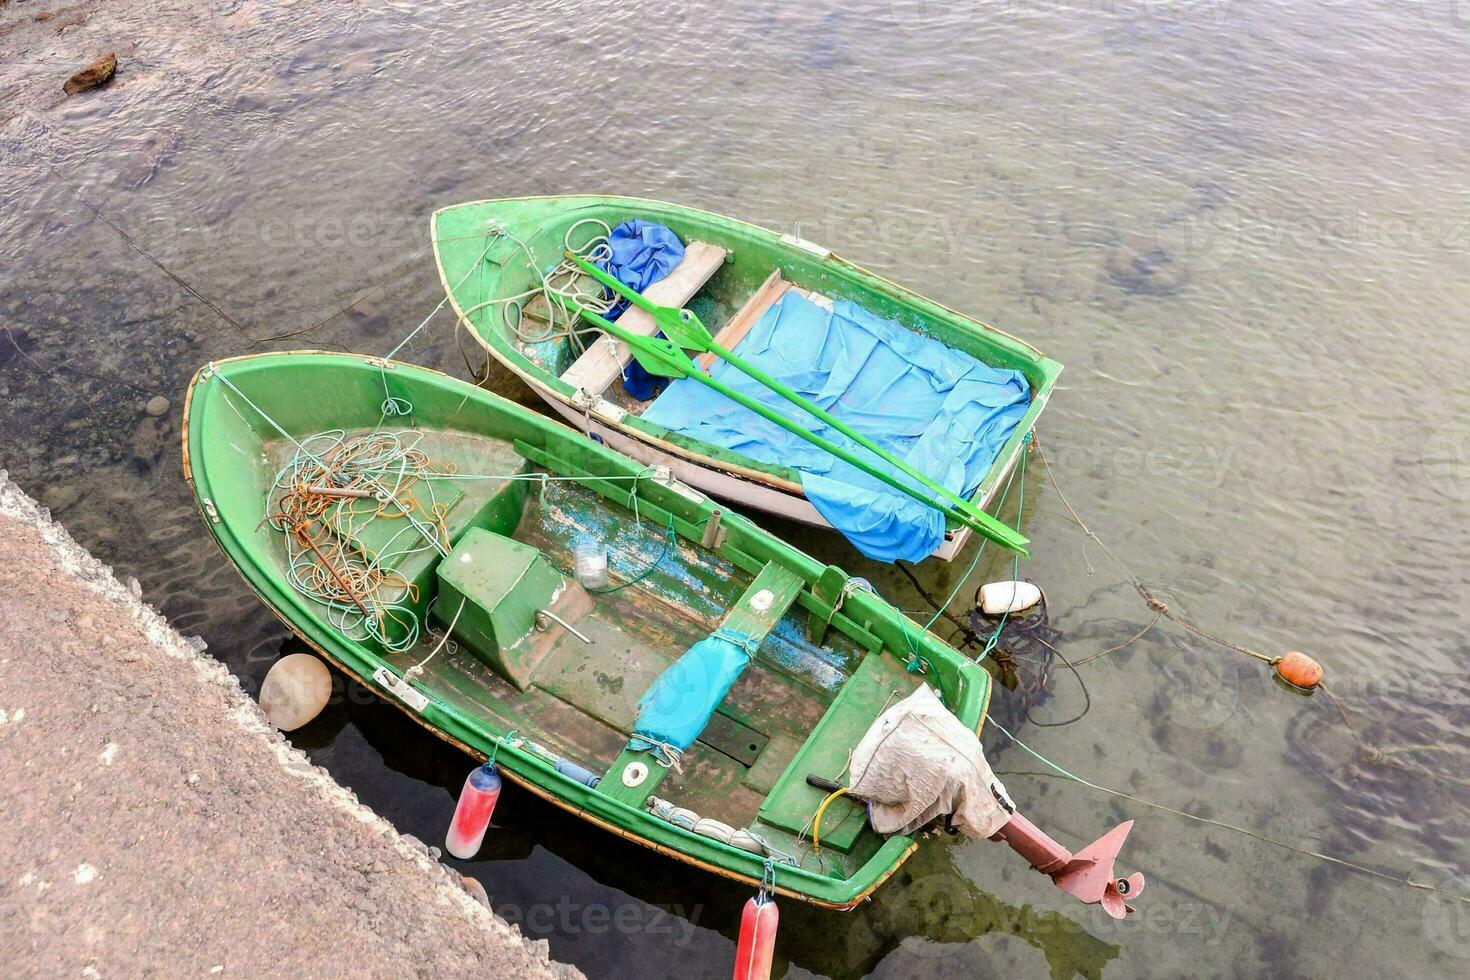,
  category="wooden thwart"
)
[597,561,805,807]
[559,241,727,399]
[697,269,794,371]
